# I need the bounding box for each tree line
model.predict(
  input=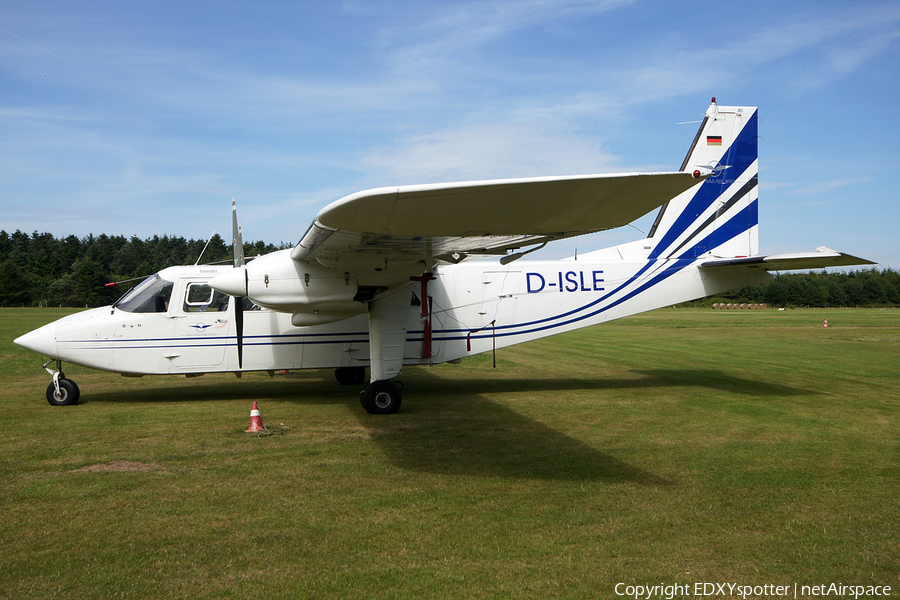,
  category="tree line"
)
[694,268,900,308]
[0,230,289,307]
[1,229,897,308]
